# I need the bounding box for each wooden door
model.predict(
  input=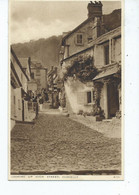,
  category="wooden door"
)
[107,82,119,118]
